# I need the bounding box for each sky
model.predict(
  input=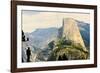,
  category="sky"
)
[22,10,90,32]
